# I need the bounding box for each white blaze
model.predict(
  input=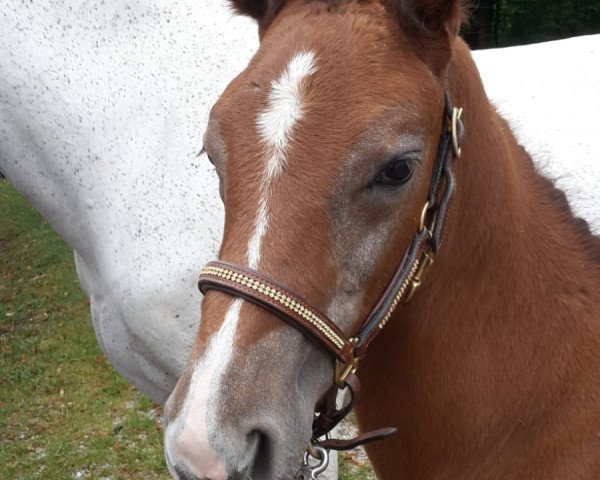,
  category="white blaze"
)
[167,51,317,473]
[248,50,317,268]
